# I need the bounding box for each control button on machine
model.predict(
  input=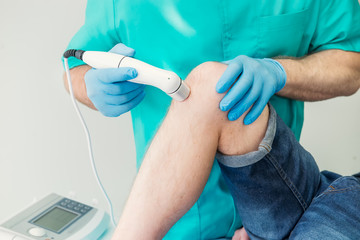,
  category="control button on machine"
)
[67,204,75,209]
[28,227,46,237]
